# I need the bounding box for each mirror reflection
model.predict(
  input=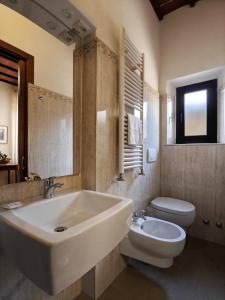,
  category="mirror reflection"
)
[0,3,74,186]
[0,81,18,185]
